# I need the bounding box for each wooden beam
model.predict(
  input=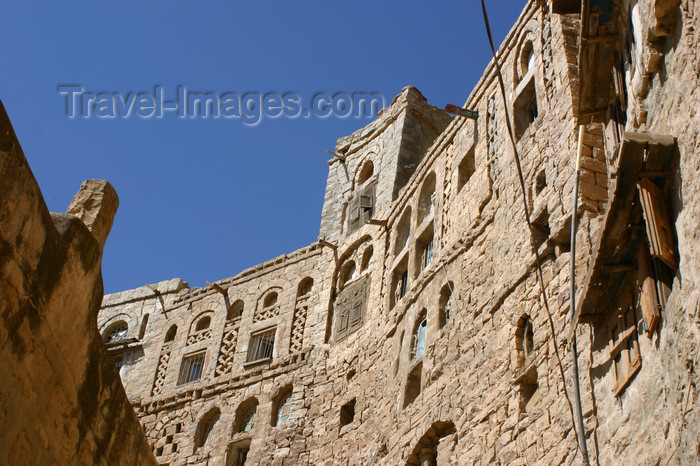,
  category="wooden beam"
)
[368,218,388,227]
[326,150,346,162]
[444,104,478,120]
[146,284,167,315]
[318,238,338,250]
[601,264,635,273]
[206,281,228,296]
